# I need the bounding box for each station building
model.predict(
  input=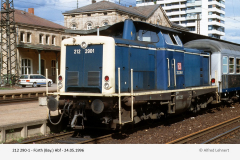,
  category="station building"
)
[1,8,73,83]
[62,1,188,32]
